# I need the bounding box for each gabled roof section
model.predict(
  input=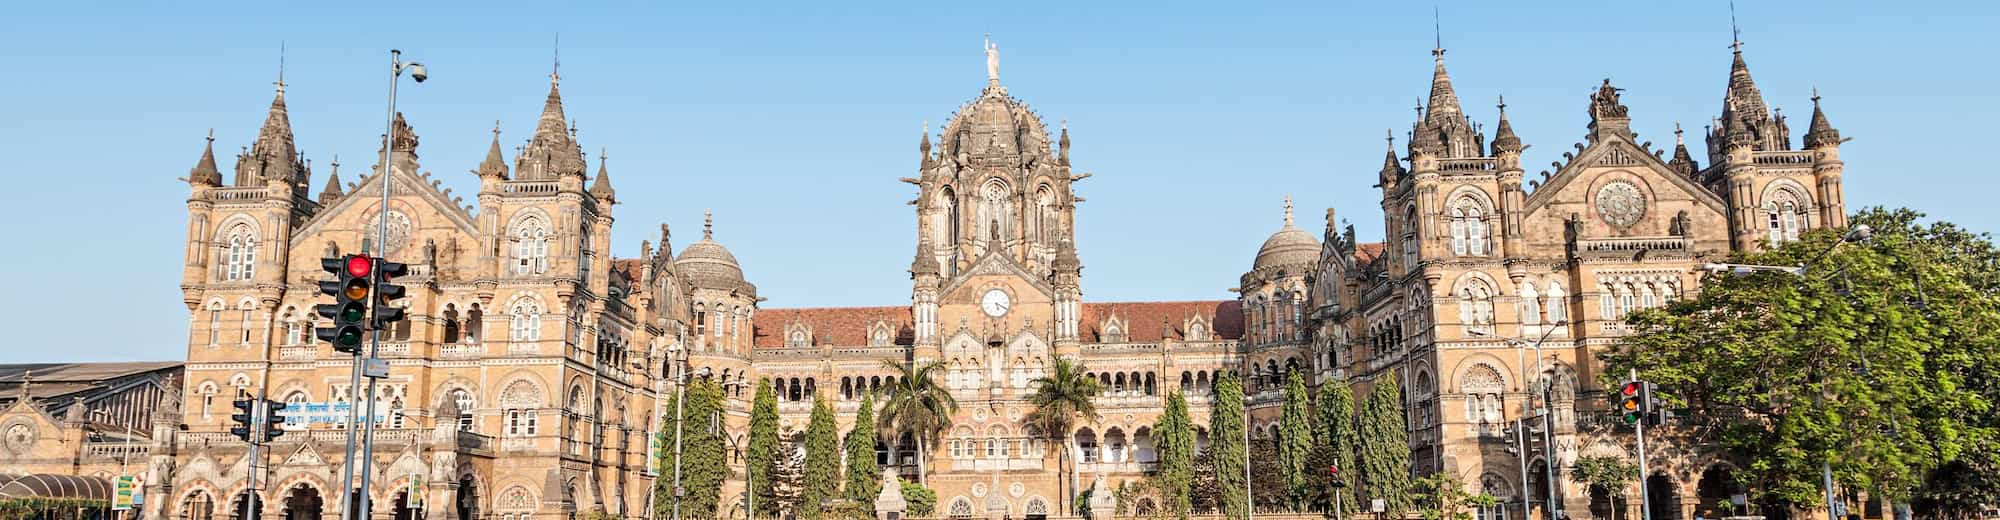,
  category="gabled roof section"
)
[1522,133,1728,215]
[1080,301,1242,342]
[290,165,479,248]
[753,306,914,348]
